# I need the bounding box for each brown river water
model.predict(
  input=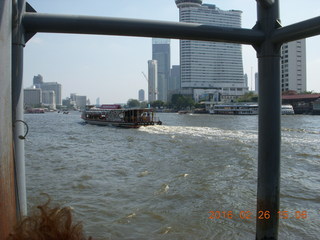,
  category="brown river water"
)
[24,112,320,239]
